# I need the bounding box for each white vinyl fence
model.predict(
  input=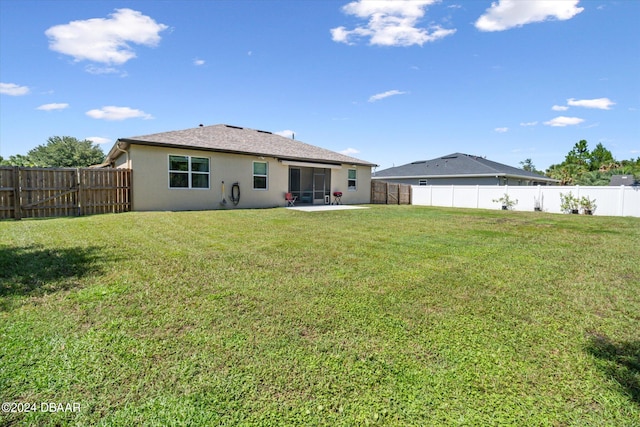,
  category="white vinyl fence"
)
[412,185,640,217]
